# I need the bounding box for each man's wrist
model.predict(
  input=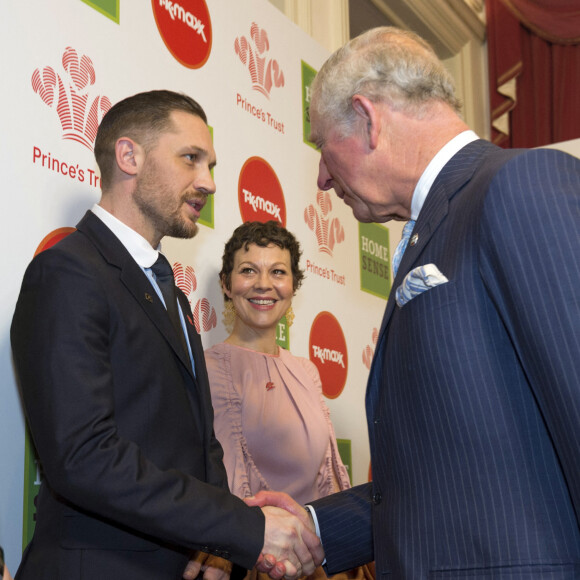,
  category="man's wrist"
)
[305,505,326,566]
